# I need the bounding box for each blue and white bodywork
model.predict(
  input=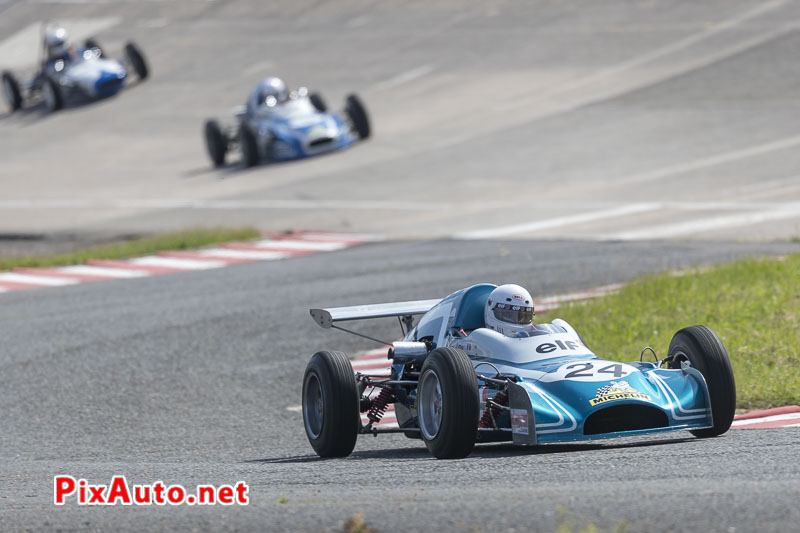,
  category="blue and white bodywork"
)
[203,81,370,169]
[305,283,736,459]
